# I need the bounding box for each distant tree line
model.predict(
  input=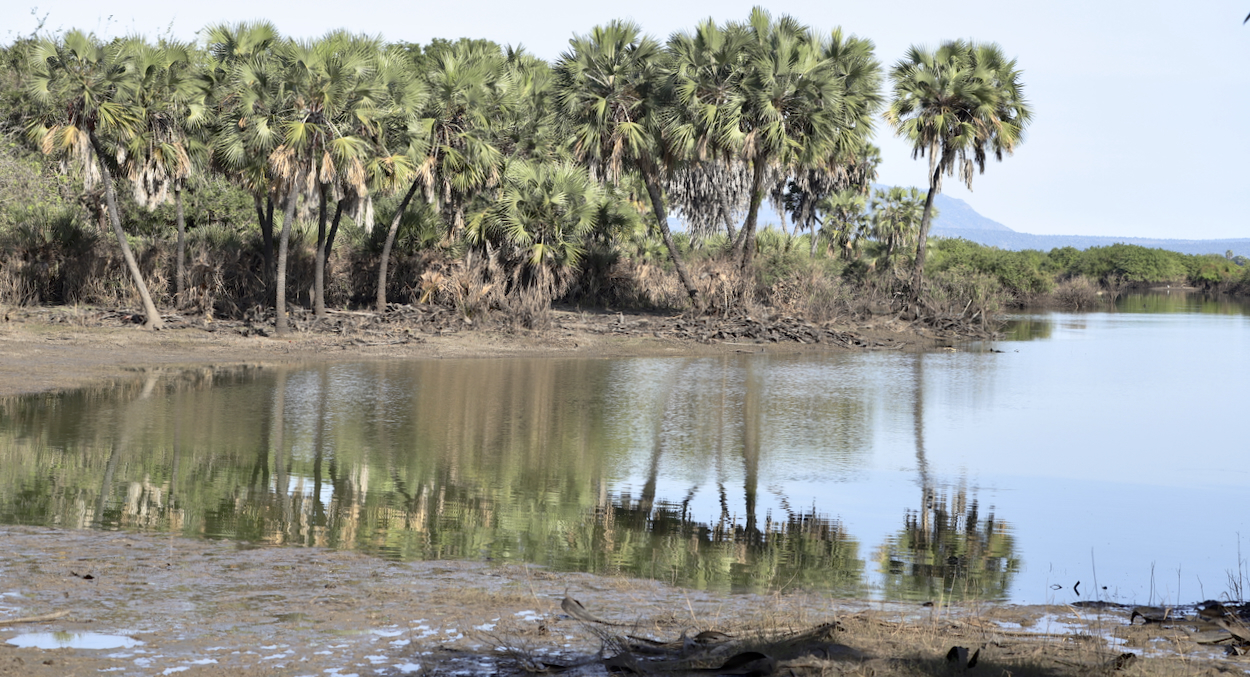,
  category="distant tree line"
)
[4,10,1232,329]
